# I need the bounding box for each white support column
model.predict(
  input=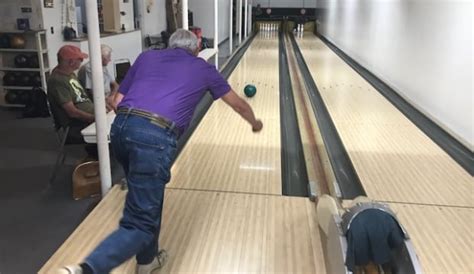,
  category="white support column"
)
[244,0,248,39]
[36,31,47,92]
[229,0,233,55]
[214,0,218,68]
[248,2,252,36]
[238,0,242,44]
[85,0,111,196]
[182,0,188,30]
